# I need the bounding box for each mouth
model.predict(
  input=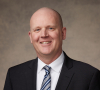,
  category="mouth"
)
[40,41,51,44]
